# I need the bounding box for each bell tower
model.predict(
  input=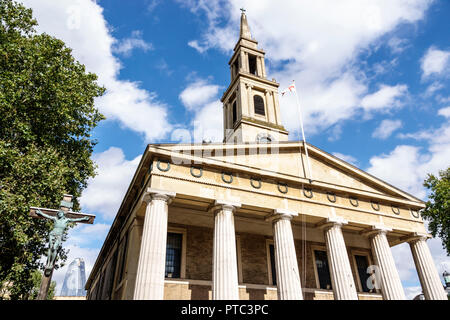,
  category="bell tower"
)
[221,10,289,143]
